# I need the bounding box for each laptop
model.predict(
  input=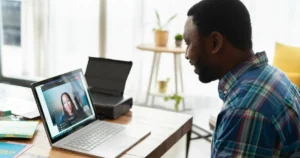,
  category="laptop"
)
[31,69,150,158]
